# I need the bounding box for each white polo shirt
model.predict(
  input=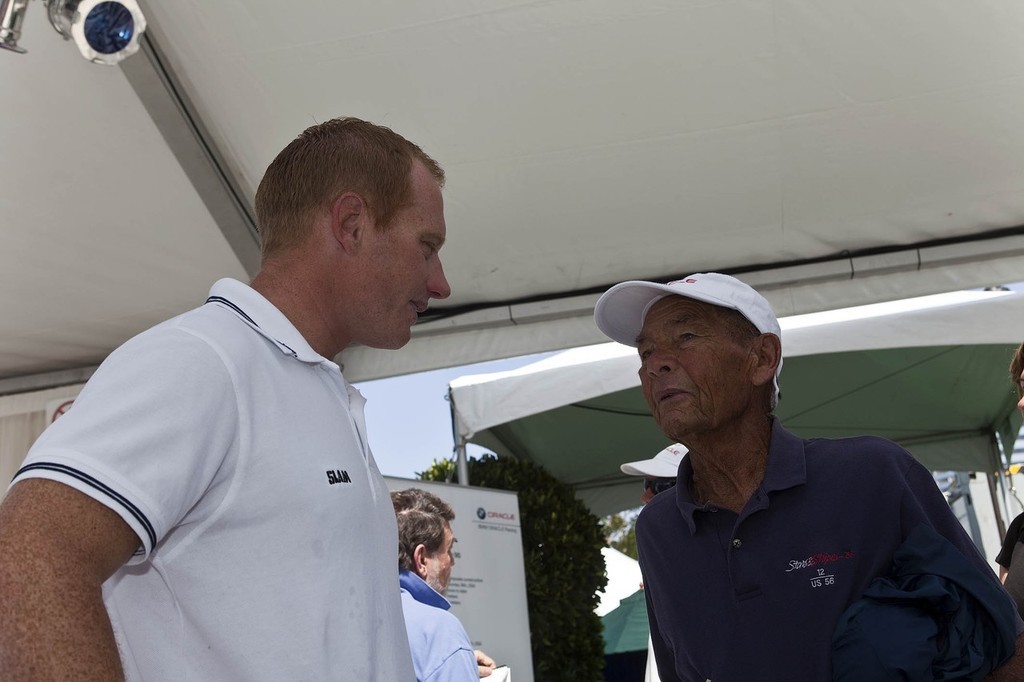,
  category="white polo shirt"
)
[14,278,414,681]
